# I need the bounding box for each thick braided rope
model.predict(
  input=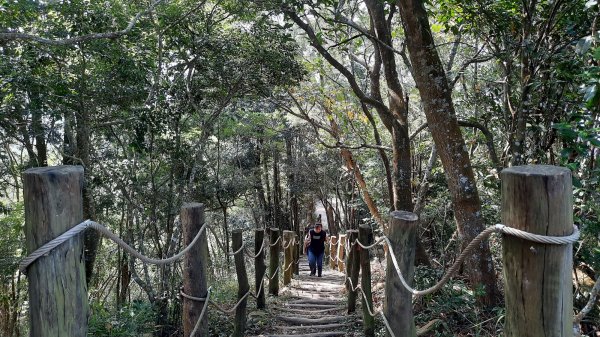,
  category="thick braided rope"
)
[359,224,580,296]
[228,244,245,256]
[210,290,252,314]
[282,237,295,250]
[283,260,294,272]
[269,236,281,247]
[250,278,267,299]
[180,287,212,337]
[346,277,395,337]
[245,239,267,258]
[266,266,280,280]
[19,220,208,272]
